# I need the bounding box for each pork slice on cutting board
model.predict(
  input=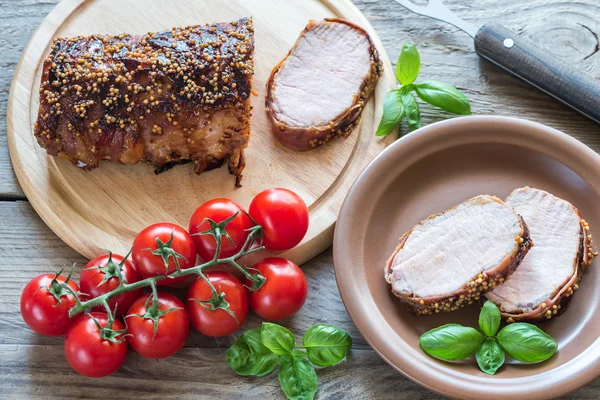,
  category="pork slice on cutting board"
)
[266,18,381,150]
[486,187,595,322]
[385,195,532,315]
